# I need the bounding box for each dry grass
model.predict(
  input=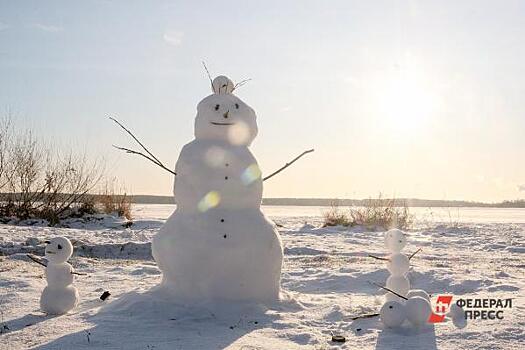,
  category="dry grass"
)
[97,180,133,220]
[323,196,413,230]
